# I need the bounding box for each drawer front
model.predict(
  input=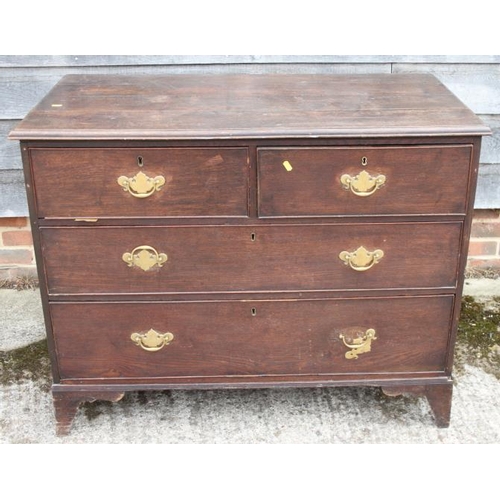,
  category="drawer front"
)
[30,147,249,218]
[41,222,461,295]
[258,146,472,217]
[51,296,453,380]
